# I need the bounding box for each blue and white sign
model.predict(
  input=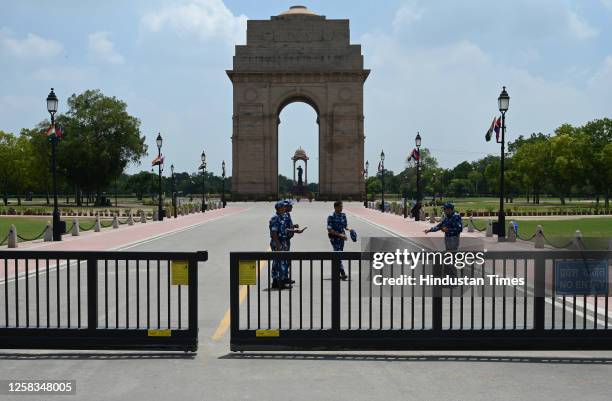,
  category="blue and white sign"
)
[555,260,609,296]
